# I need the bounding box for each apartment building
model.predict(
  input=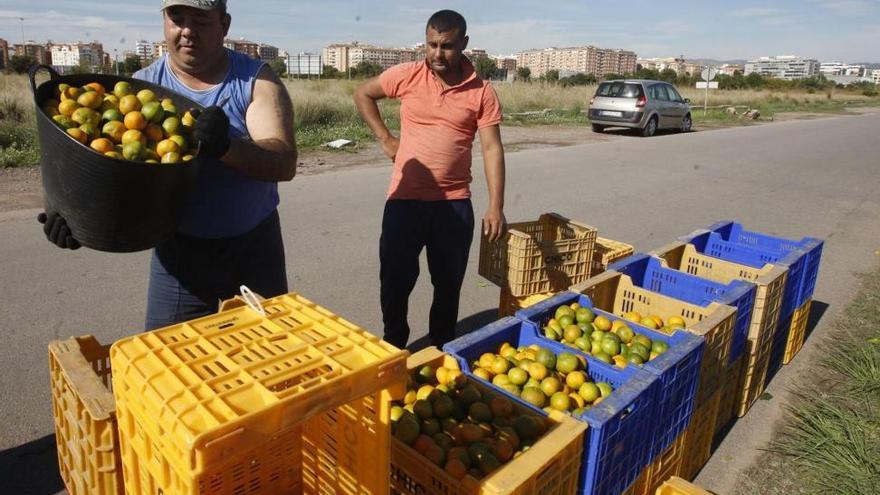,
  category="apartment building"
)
[323,42,420,72]
[13,41,51,65]
[872,69,880,85]
[50,42,104,71]
[153,40,168,60]
[745,56,820,80]
[221,38,279,61]
[258,44,279,61]
[323,44,351,71]
[135,40,153,65]
[495,57,516,71]
[516,46,637,78]
[225,38,259,59]
[819,62,865,77]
